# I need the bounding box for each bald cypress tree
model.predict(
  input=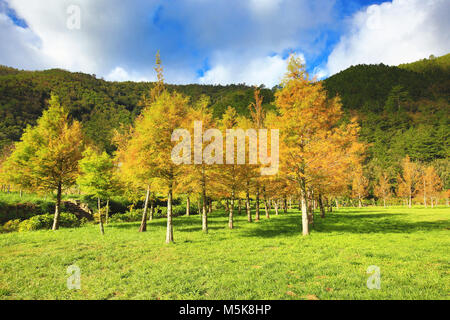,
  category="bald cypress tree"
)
[4,94,84,230]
